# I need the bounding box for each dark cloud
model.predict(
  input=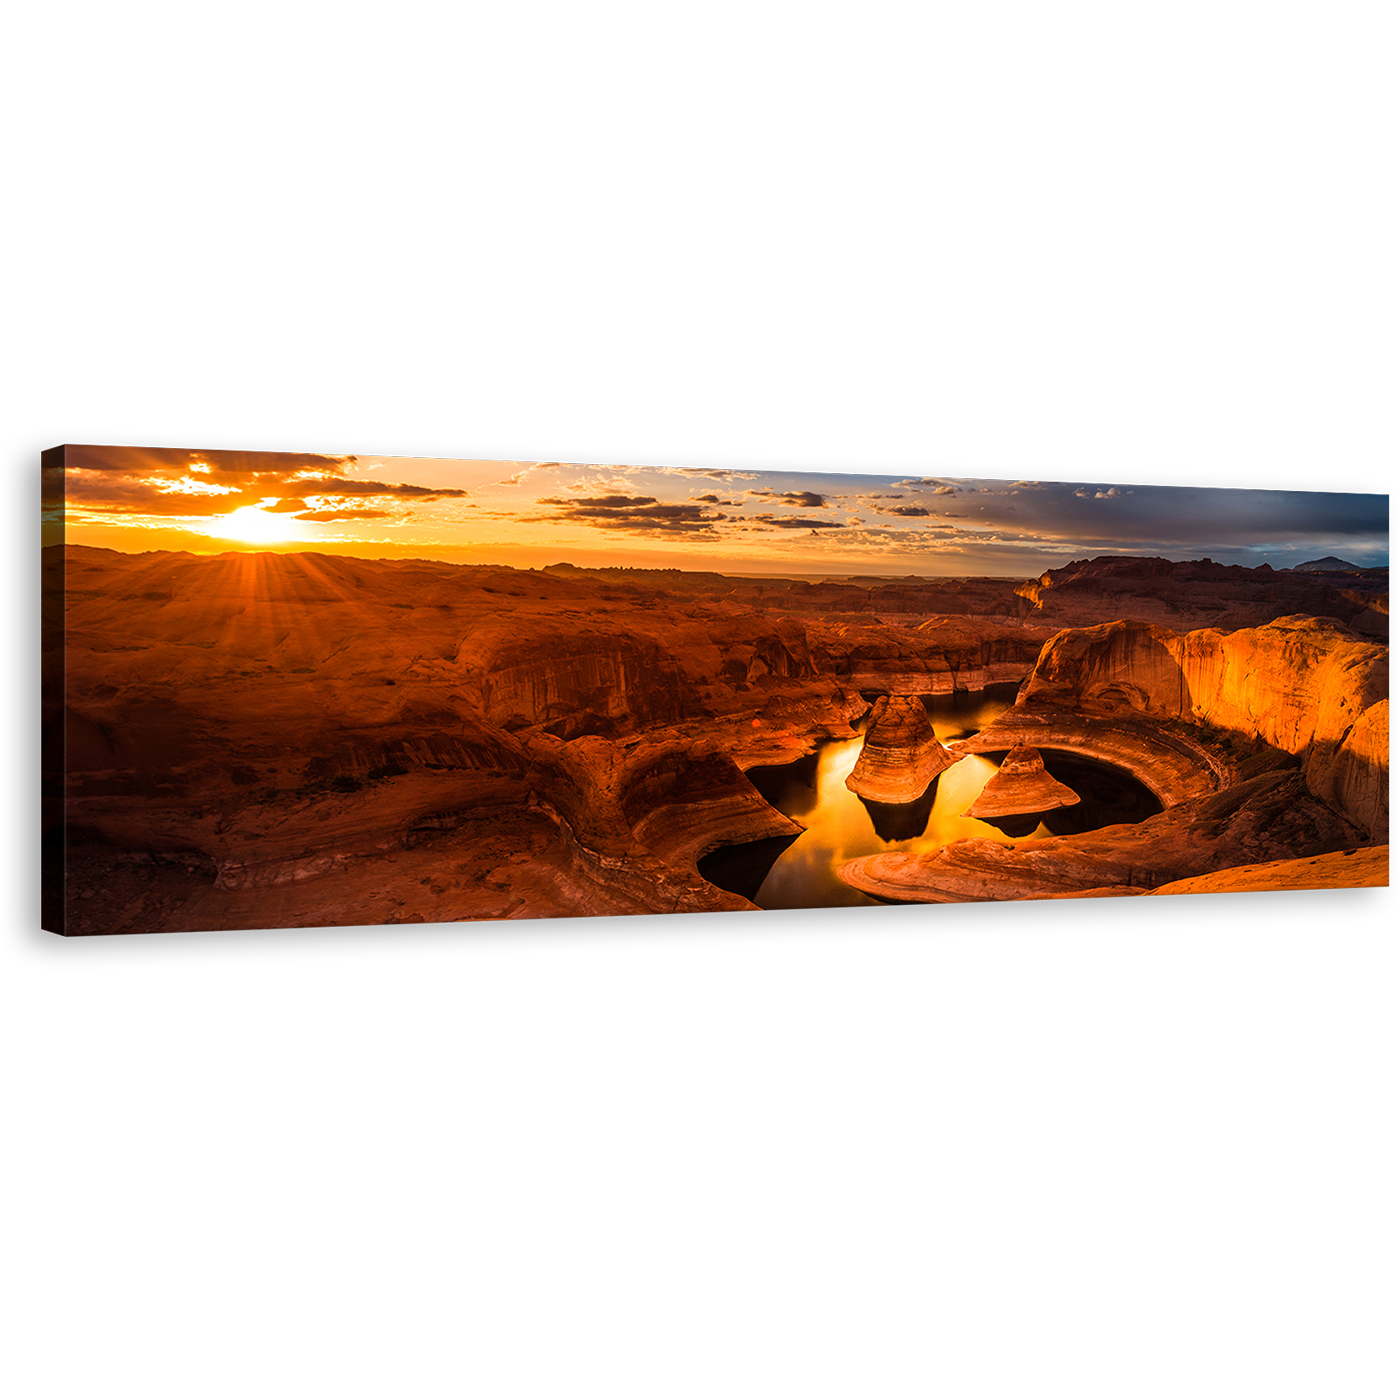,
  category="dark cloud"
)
[294,477,467,500]
[56,474,251,516]
[883,505,931,517]
[748,489,829,508]
[541,495,658,509]
[691,494,740,505]
[753,515,845,530]
[531,496,728,535]
[62,445,354,477]
[50,444,467,523]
